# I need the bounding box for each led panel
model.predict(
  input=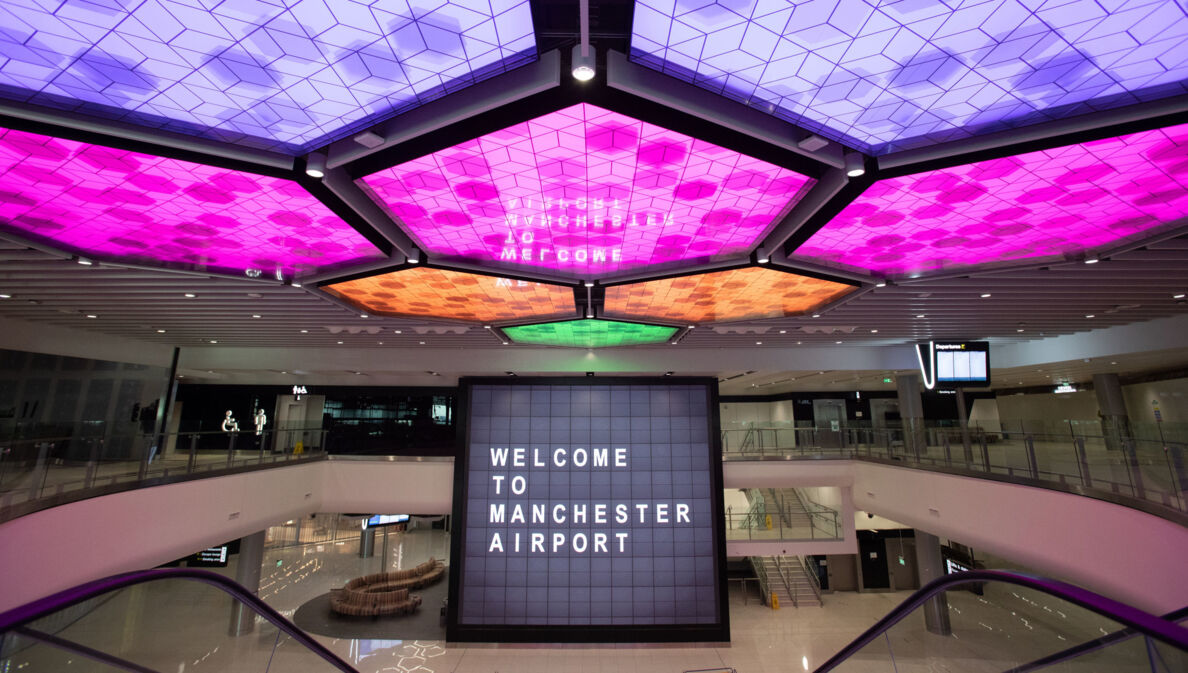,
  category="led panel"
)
[793,122,1188,275]
[603,267,855,323]
[503,319,678,348]
[0,0,536,153]
[322,267,577,322]
[358,103,815,275]
[631,0,1188,154]
[0,127,385,277]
